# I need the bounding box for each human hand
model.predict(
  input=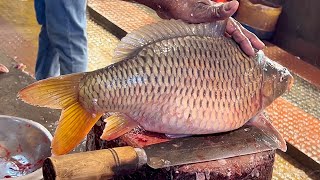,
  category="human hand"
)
[156,0,265,56]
